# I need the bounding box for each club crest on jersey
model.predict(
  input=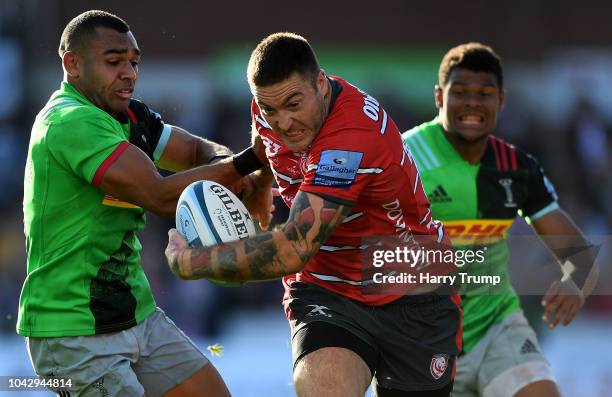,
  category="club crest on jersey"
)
[498,178,517,208]
[430,354,449,380]
[313,150,363,188]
